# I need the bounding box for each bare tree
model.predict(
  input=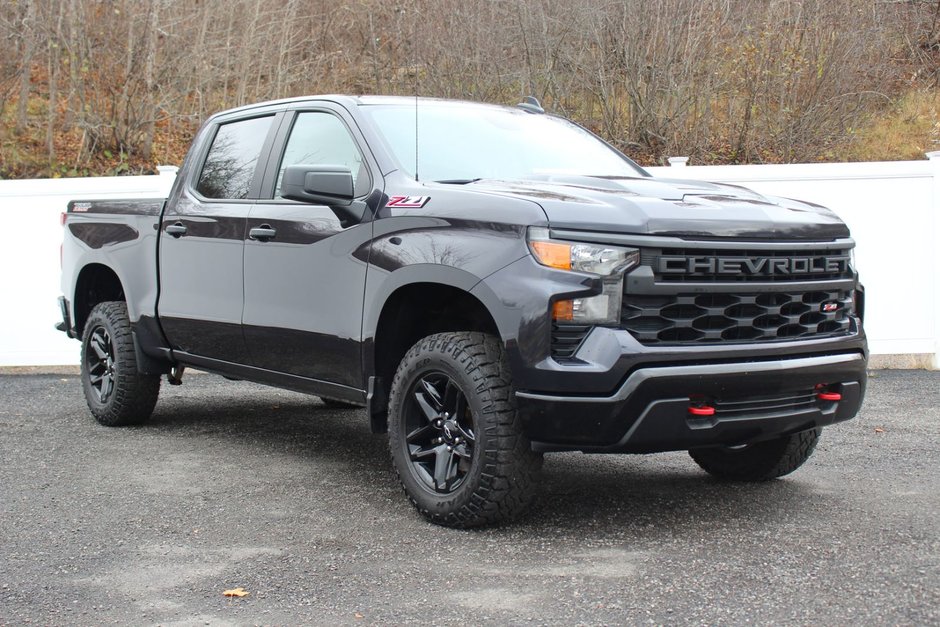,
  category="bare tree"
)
[0,0,935,177]
[15,0,37,133]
